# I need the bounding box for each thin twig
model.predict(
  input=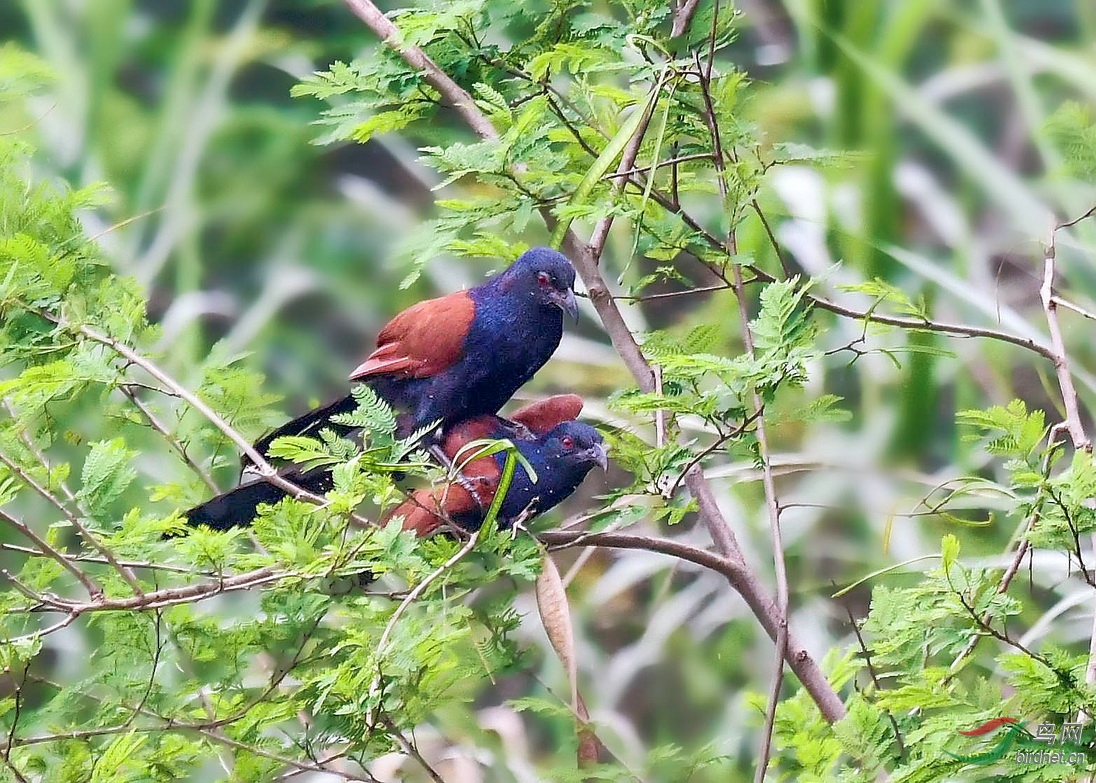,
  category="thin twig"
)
[587,85,663,260]
[691,27,792,767]
[843,603,906,759]
[120,385,220,492]
[38,313,370,525]
[735,263,788,780]
[13,566,283,615]
[366,529,481,729]
[0,542,215,576]
[377,712,447,783]
[8,675,372,780]
[946,422,1067,675]
[1050,295,1096,323]
[0,450,144,594]
[0,509,102,598]
[2,398,79,503]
